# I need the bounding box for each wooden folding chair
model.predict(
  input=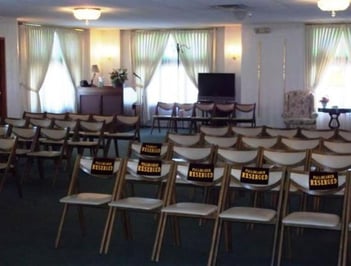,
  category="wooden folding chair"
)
[209,166,286,266]
[151,161,230,262]
[55,155,126,248]
[277,169,350,266]
[100,159,177,255]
